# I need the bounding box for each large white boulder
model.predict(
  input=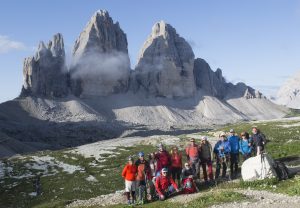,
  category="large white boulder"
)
[241,154,278,181]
